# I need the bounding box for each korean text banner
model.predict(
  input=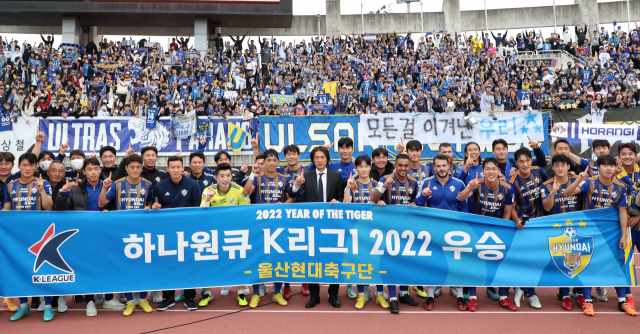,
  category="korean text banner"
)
[361,111,545,146]
[552,108,640,158]
[39,117,258,156]
[259,113,549,163]
[0,204,633,297]
[0,118,38,173]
